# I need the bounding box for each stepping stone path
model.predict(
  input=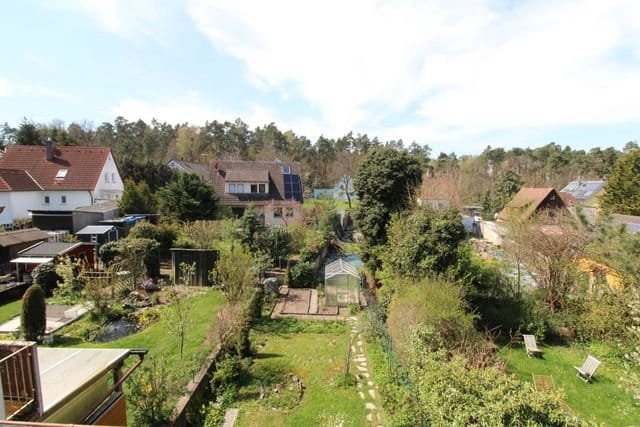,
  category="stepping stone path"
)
[347,316,383,426]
